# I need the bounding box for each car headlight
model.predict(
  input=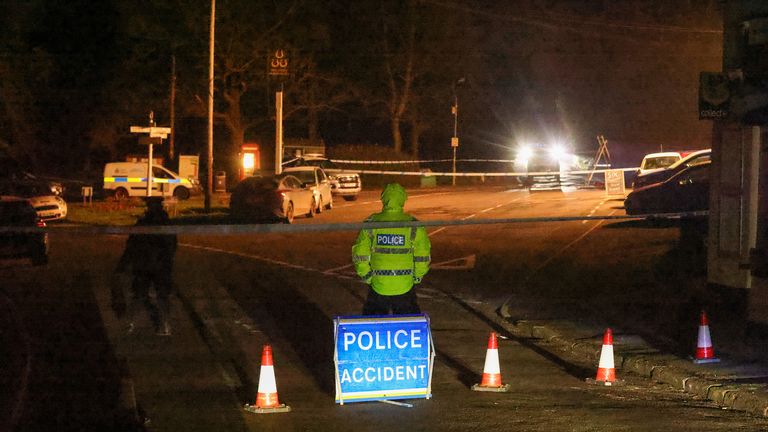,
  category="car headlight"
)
[549,145,568,162]
[516,146,533,162]
[50,183,63,196]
